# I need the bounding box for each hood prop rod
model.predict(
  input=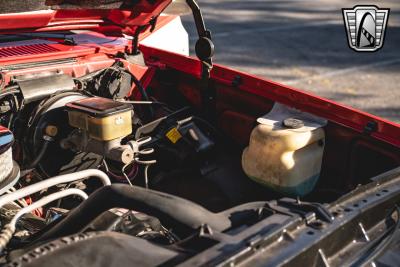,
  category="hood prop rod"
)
[187,0,215,120]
